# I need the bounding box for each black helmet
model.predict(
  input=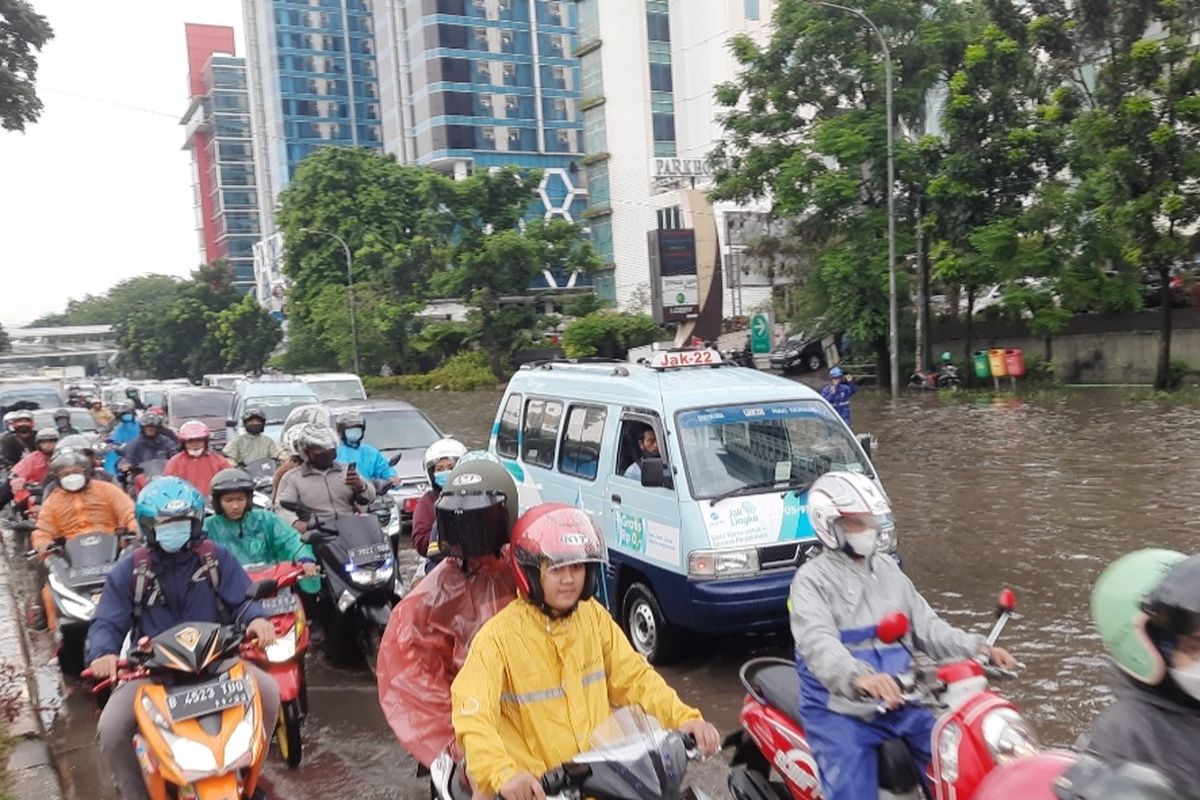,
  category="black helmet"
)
[125,386,139,397]
[242,407,266,424]
[1056,754,1182,800]
[1142,554,1200,641]
[434,458,518,562]
[210,468,255,508]
[336,410,366,435]
[139,412,165,429]
[35,427,60,444]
